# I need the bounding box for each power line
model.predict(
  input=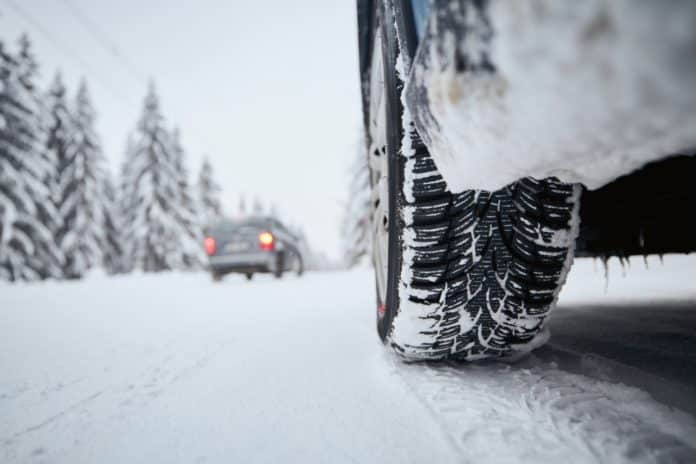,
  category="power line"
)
[57,0,148,85]
[2,0,136,105]
[2,0,214,159]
